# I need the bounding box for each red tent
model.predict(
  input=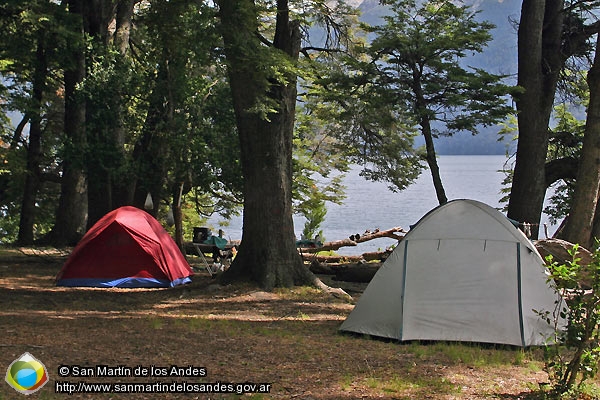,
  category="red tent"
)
[56,206,193,288]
